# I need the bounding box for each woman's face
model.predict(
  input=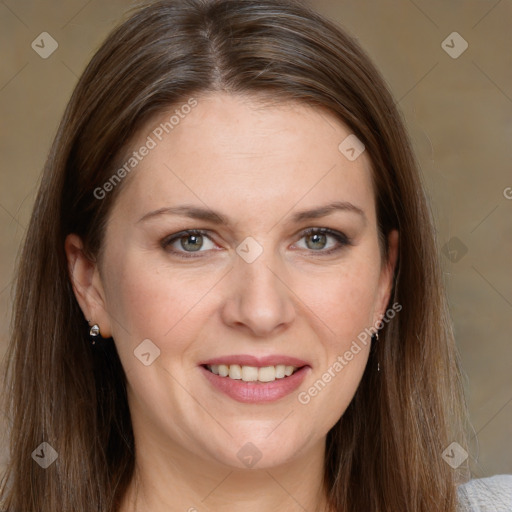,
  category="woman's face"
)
[68,92,398,470]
